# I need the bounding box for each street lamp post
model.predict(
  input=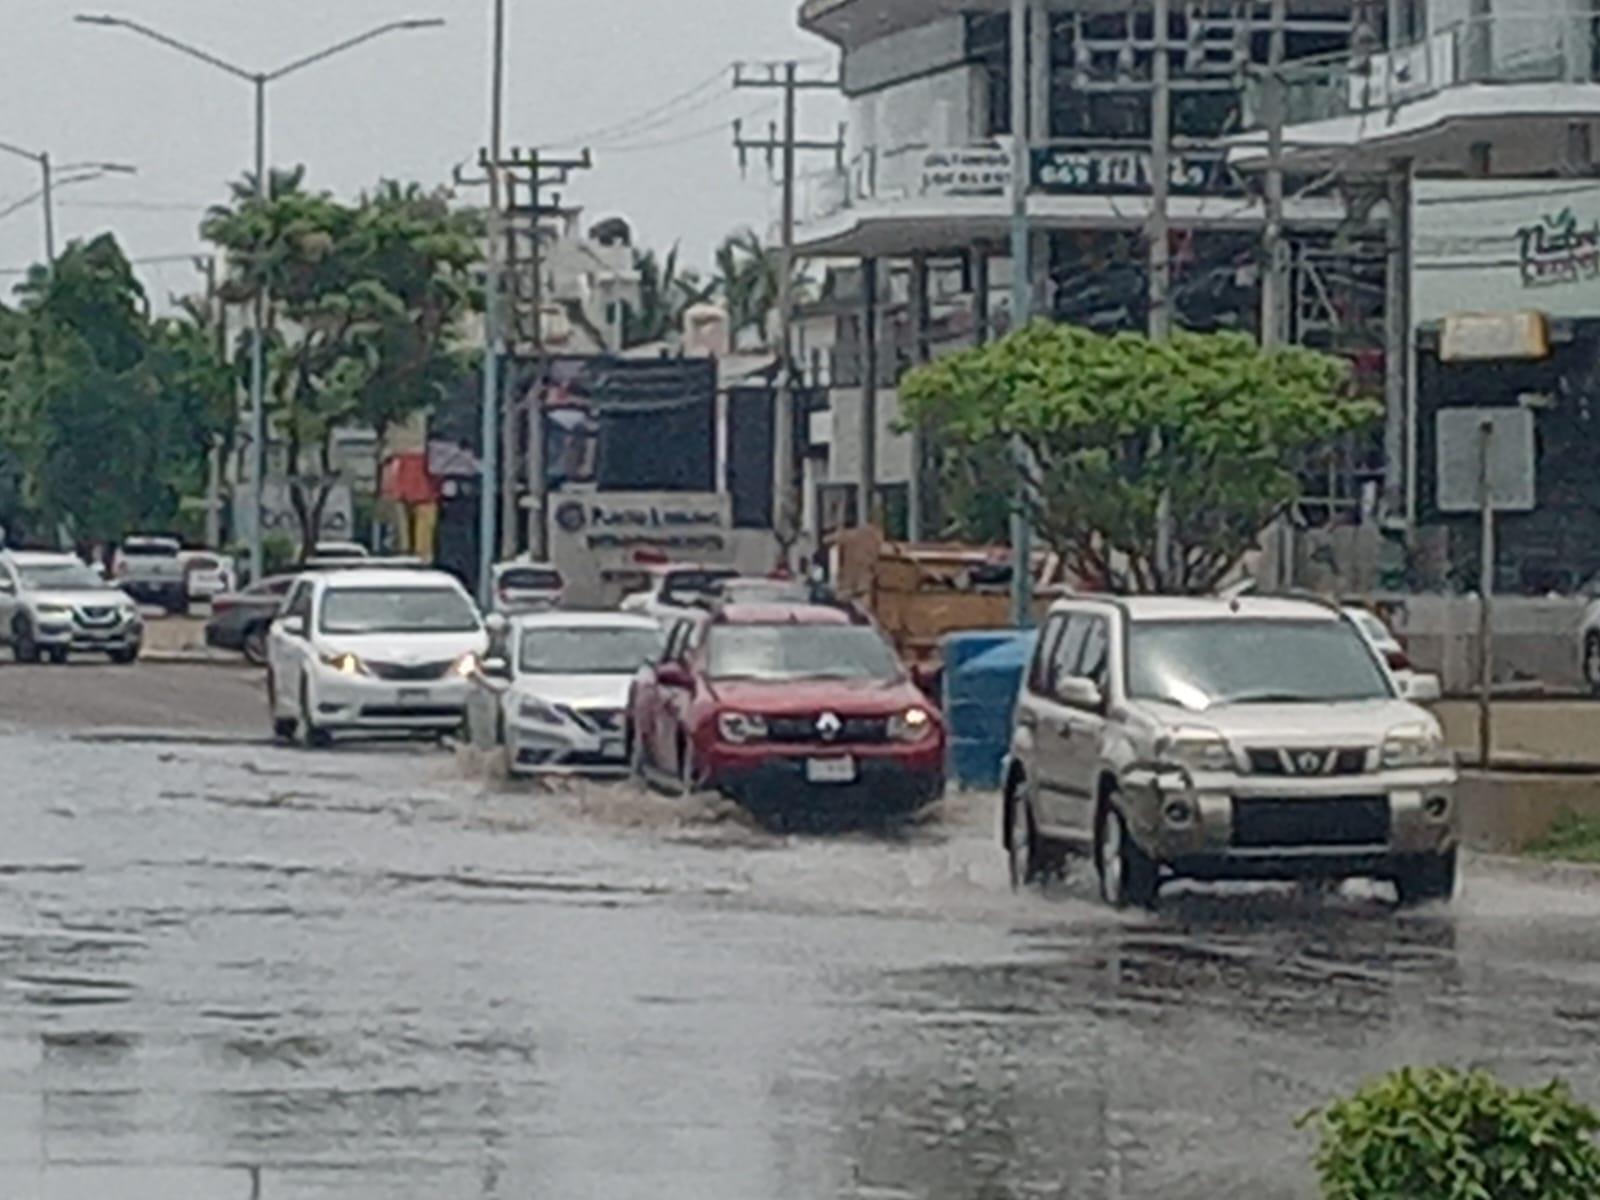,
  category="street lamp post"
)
[0,140,133,266]
[76,14,445,580]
